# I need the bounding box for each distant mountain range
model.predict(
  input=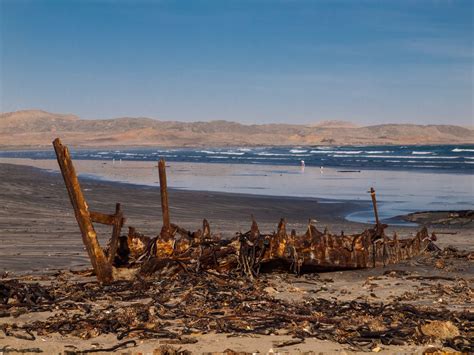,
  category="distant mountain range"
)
[0,110,472,148]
